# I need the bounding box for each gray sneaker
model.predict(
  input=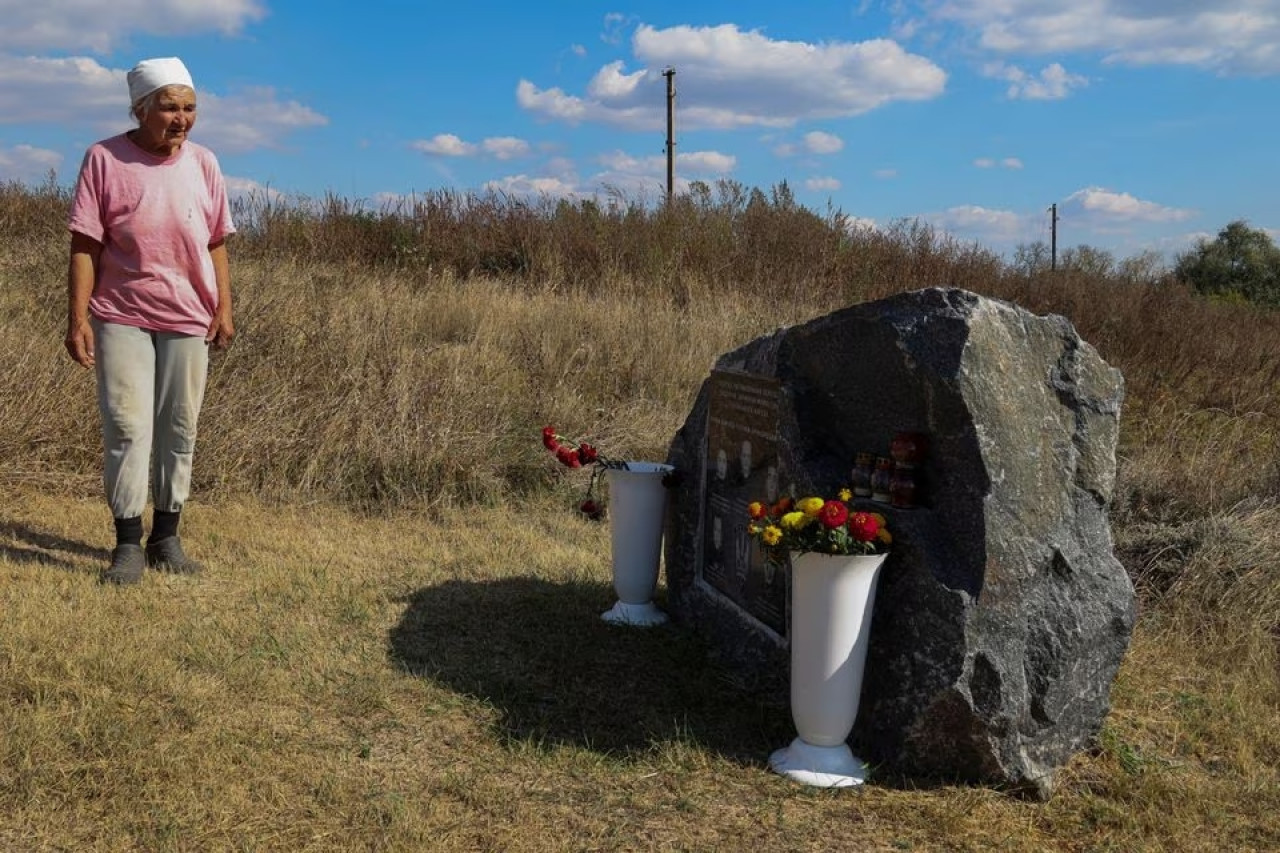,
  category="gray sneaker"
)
[102,544,146,585]
[145,536,204,575]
